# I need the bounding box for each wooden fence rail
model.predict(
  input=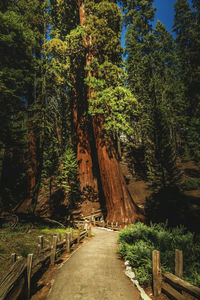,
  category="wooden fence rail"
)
[152,249,200,299]
[76,218,122,231]
[0,226,89,300]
